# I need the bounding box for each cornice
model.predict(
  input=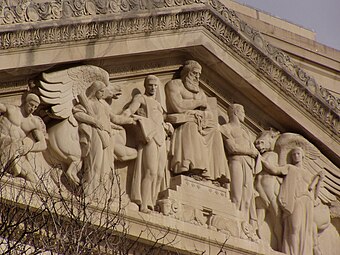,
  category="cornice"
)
[0,0,205,27]
[0,0,338,137]
[0,79,29,95]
